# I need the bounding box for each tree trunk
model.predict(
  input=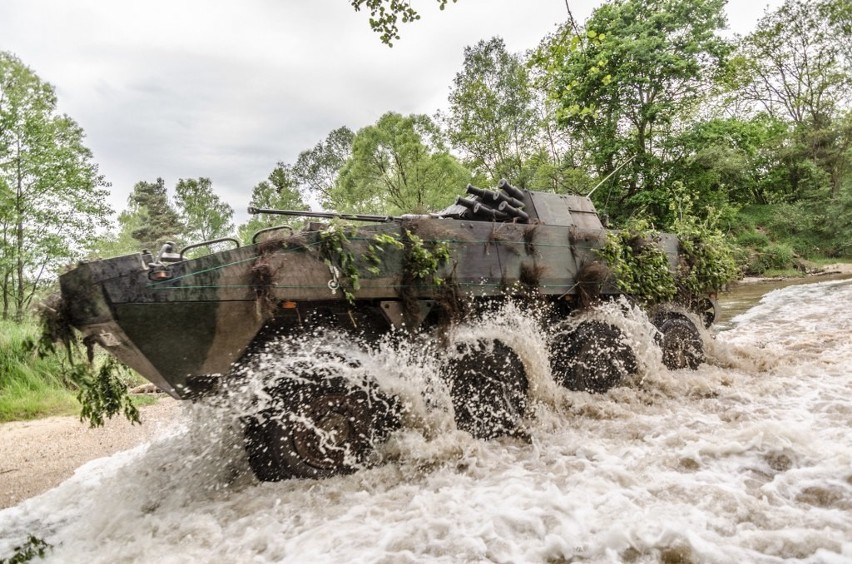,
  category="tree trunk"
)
[14,150,25,322]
